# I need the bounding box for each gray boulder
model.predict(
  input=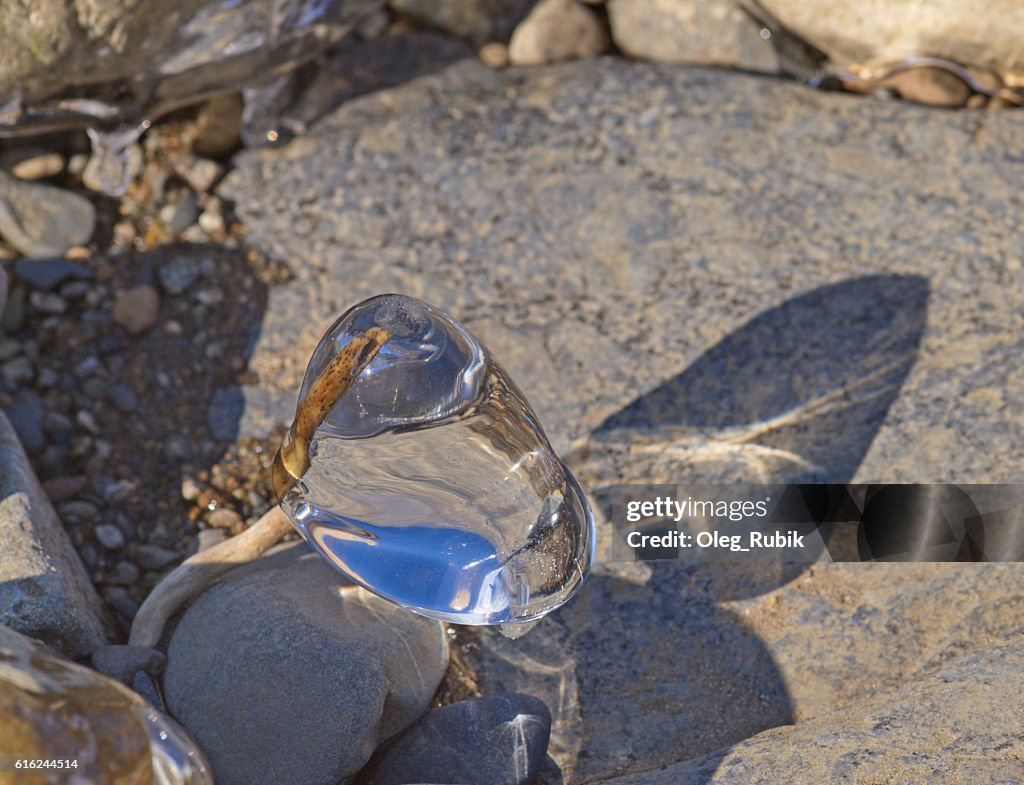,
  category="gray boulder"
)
[0,410,110,659]
[163,543,449,785]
